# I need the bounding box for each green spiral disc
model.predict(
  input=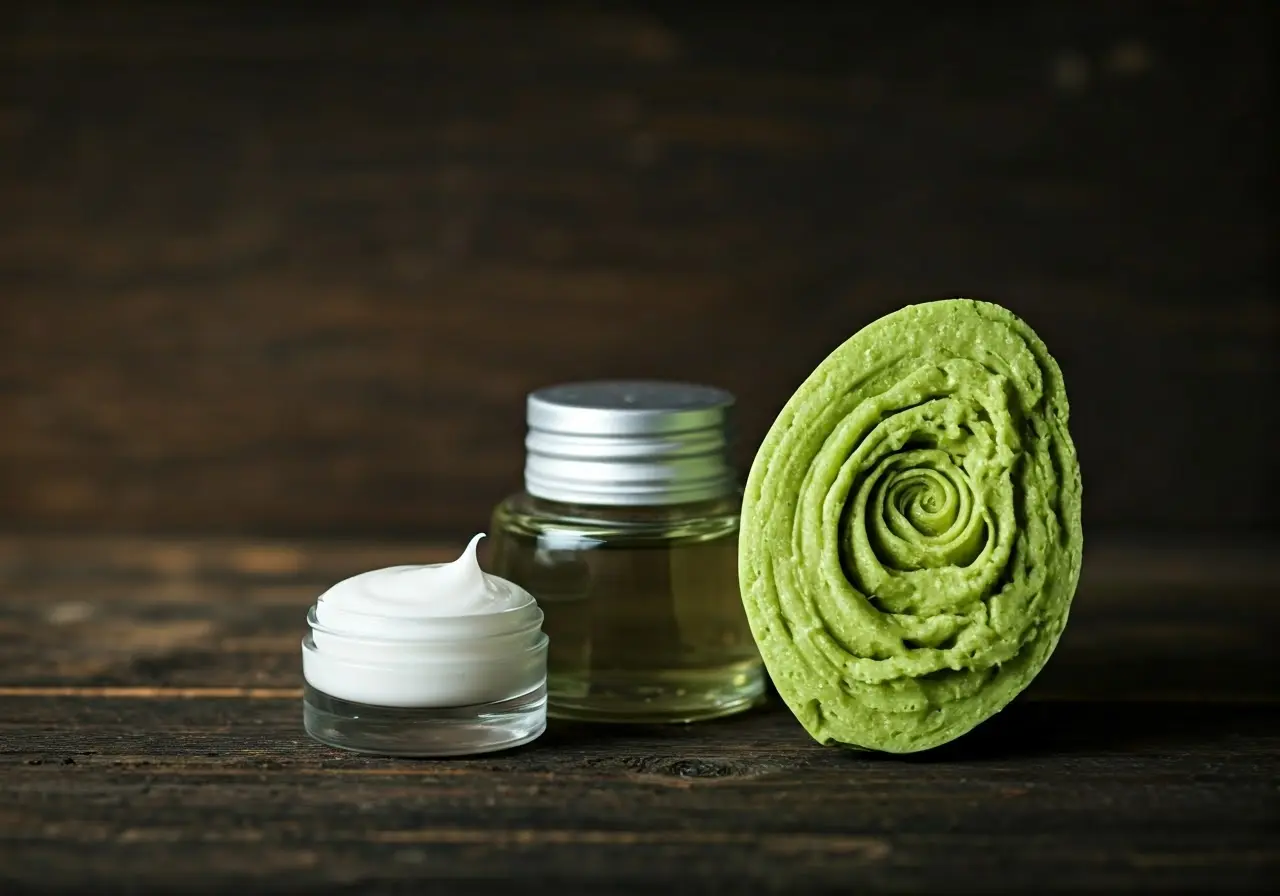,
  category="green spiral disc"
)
[740,299,1083,753]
